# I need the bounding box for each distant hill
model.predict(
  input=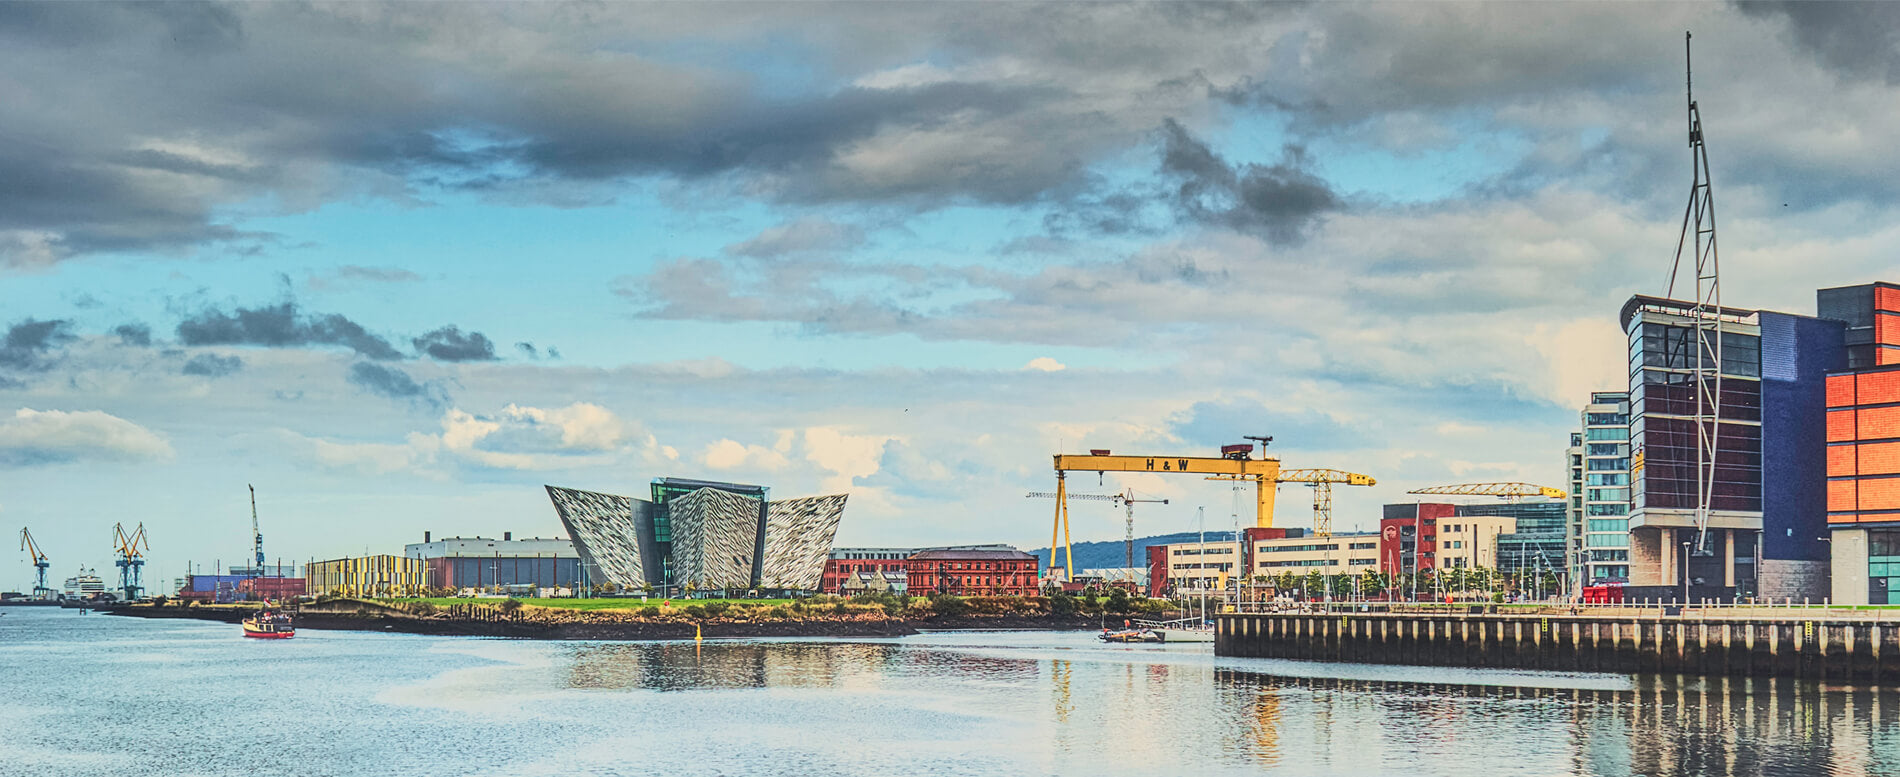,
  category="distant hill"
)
[1029,530,1235,571]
